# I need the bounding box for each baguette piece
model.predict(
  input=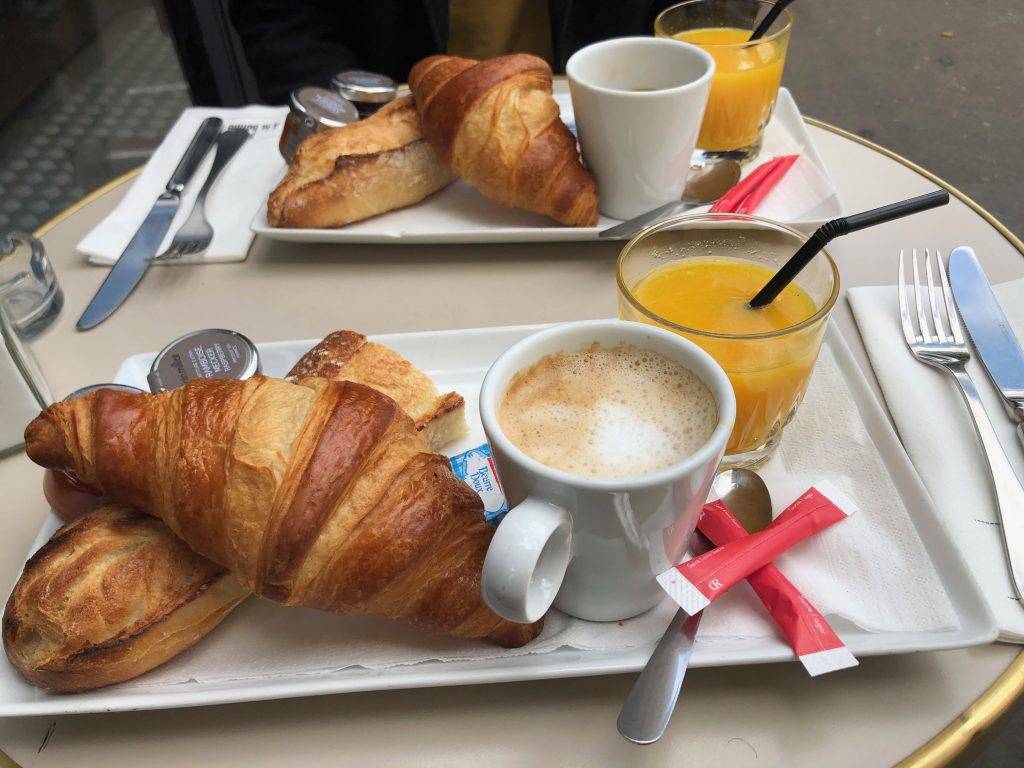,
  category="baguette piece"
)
[287,330,467,451]
[3,506,248,693]
[268,96,455,228]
